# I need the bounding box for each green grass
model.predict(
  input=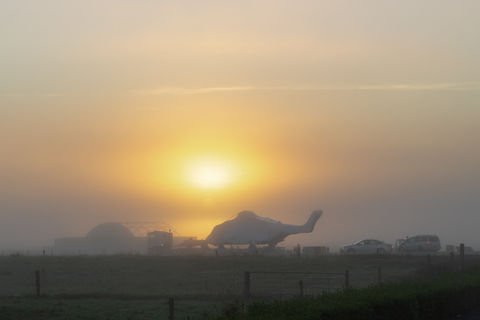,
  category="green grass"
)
[0,297,234,320]
[0,253,468,319]
[223,266,480,320]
